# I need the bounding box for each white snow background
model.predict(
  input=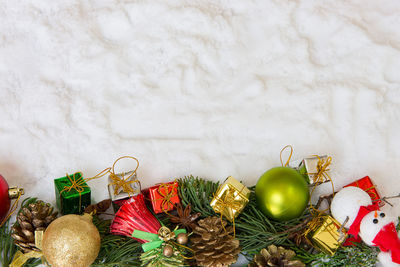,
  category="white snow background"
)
[1,0,400,265]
